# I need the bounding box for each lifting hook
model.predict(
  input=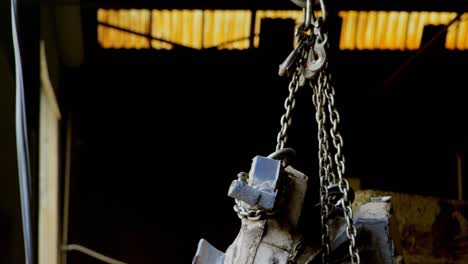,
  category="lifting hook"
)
[303,34,327,79]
